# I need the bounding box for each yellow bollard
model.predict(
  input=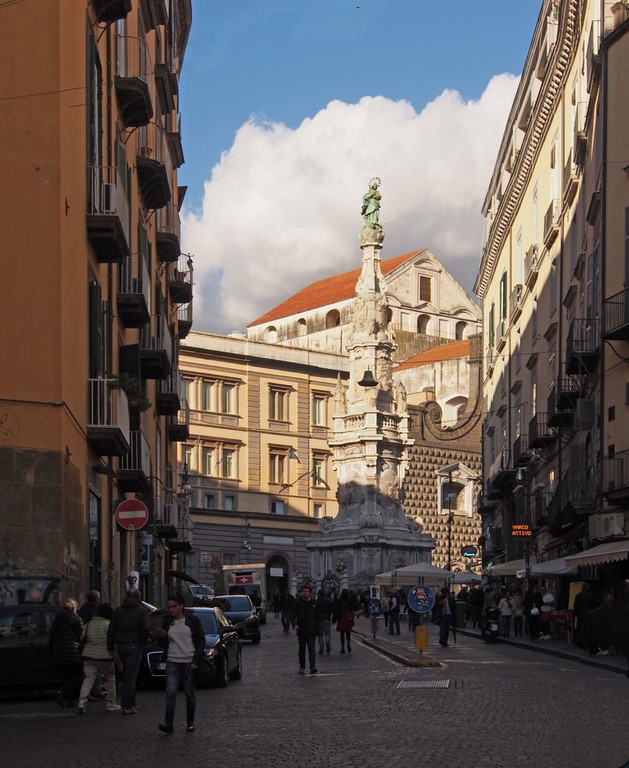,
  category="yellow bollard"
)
[414,625,428,652]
